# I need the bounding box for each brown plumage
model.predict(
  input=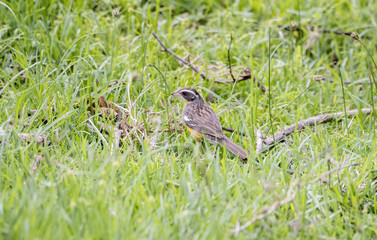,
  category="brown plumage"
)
[171,87,247,162]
